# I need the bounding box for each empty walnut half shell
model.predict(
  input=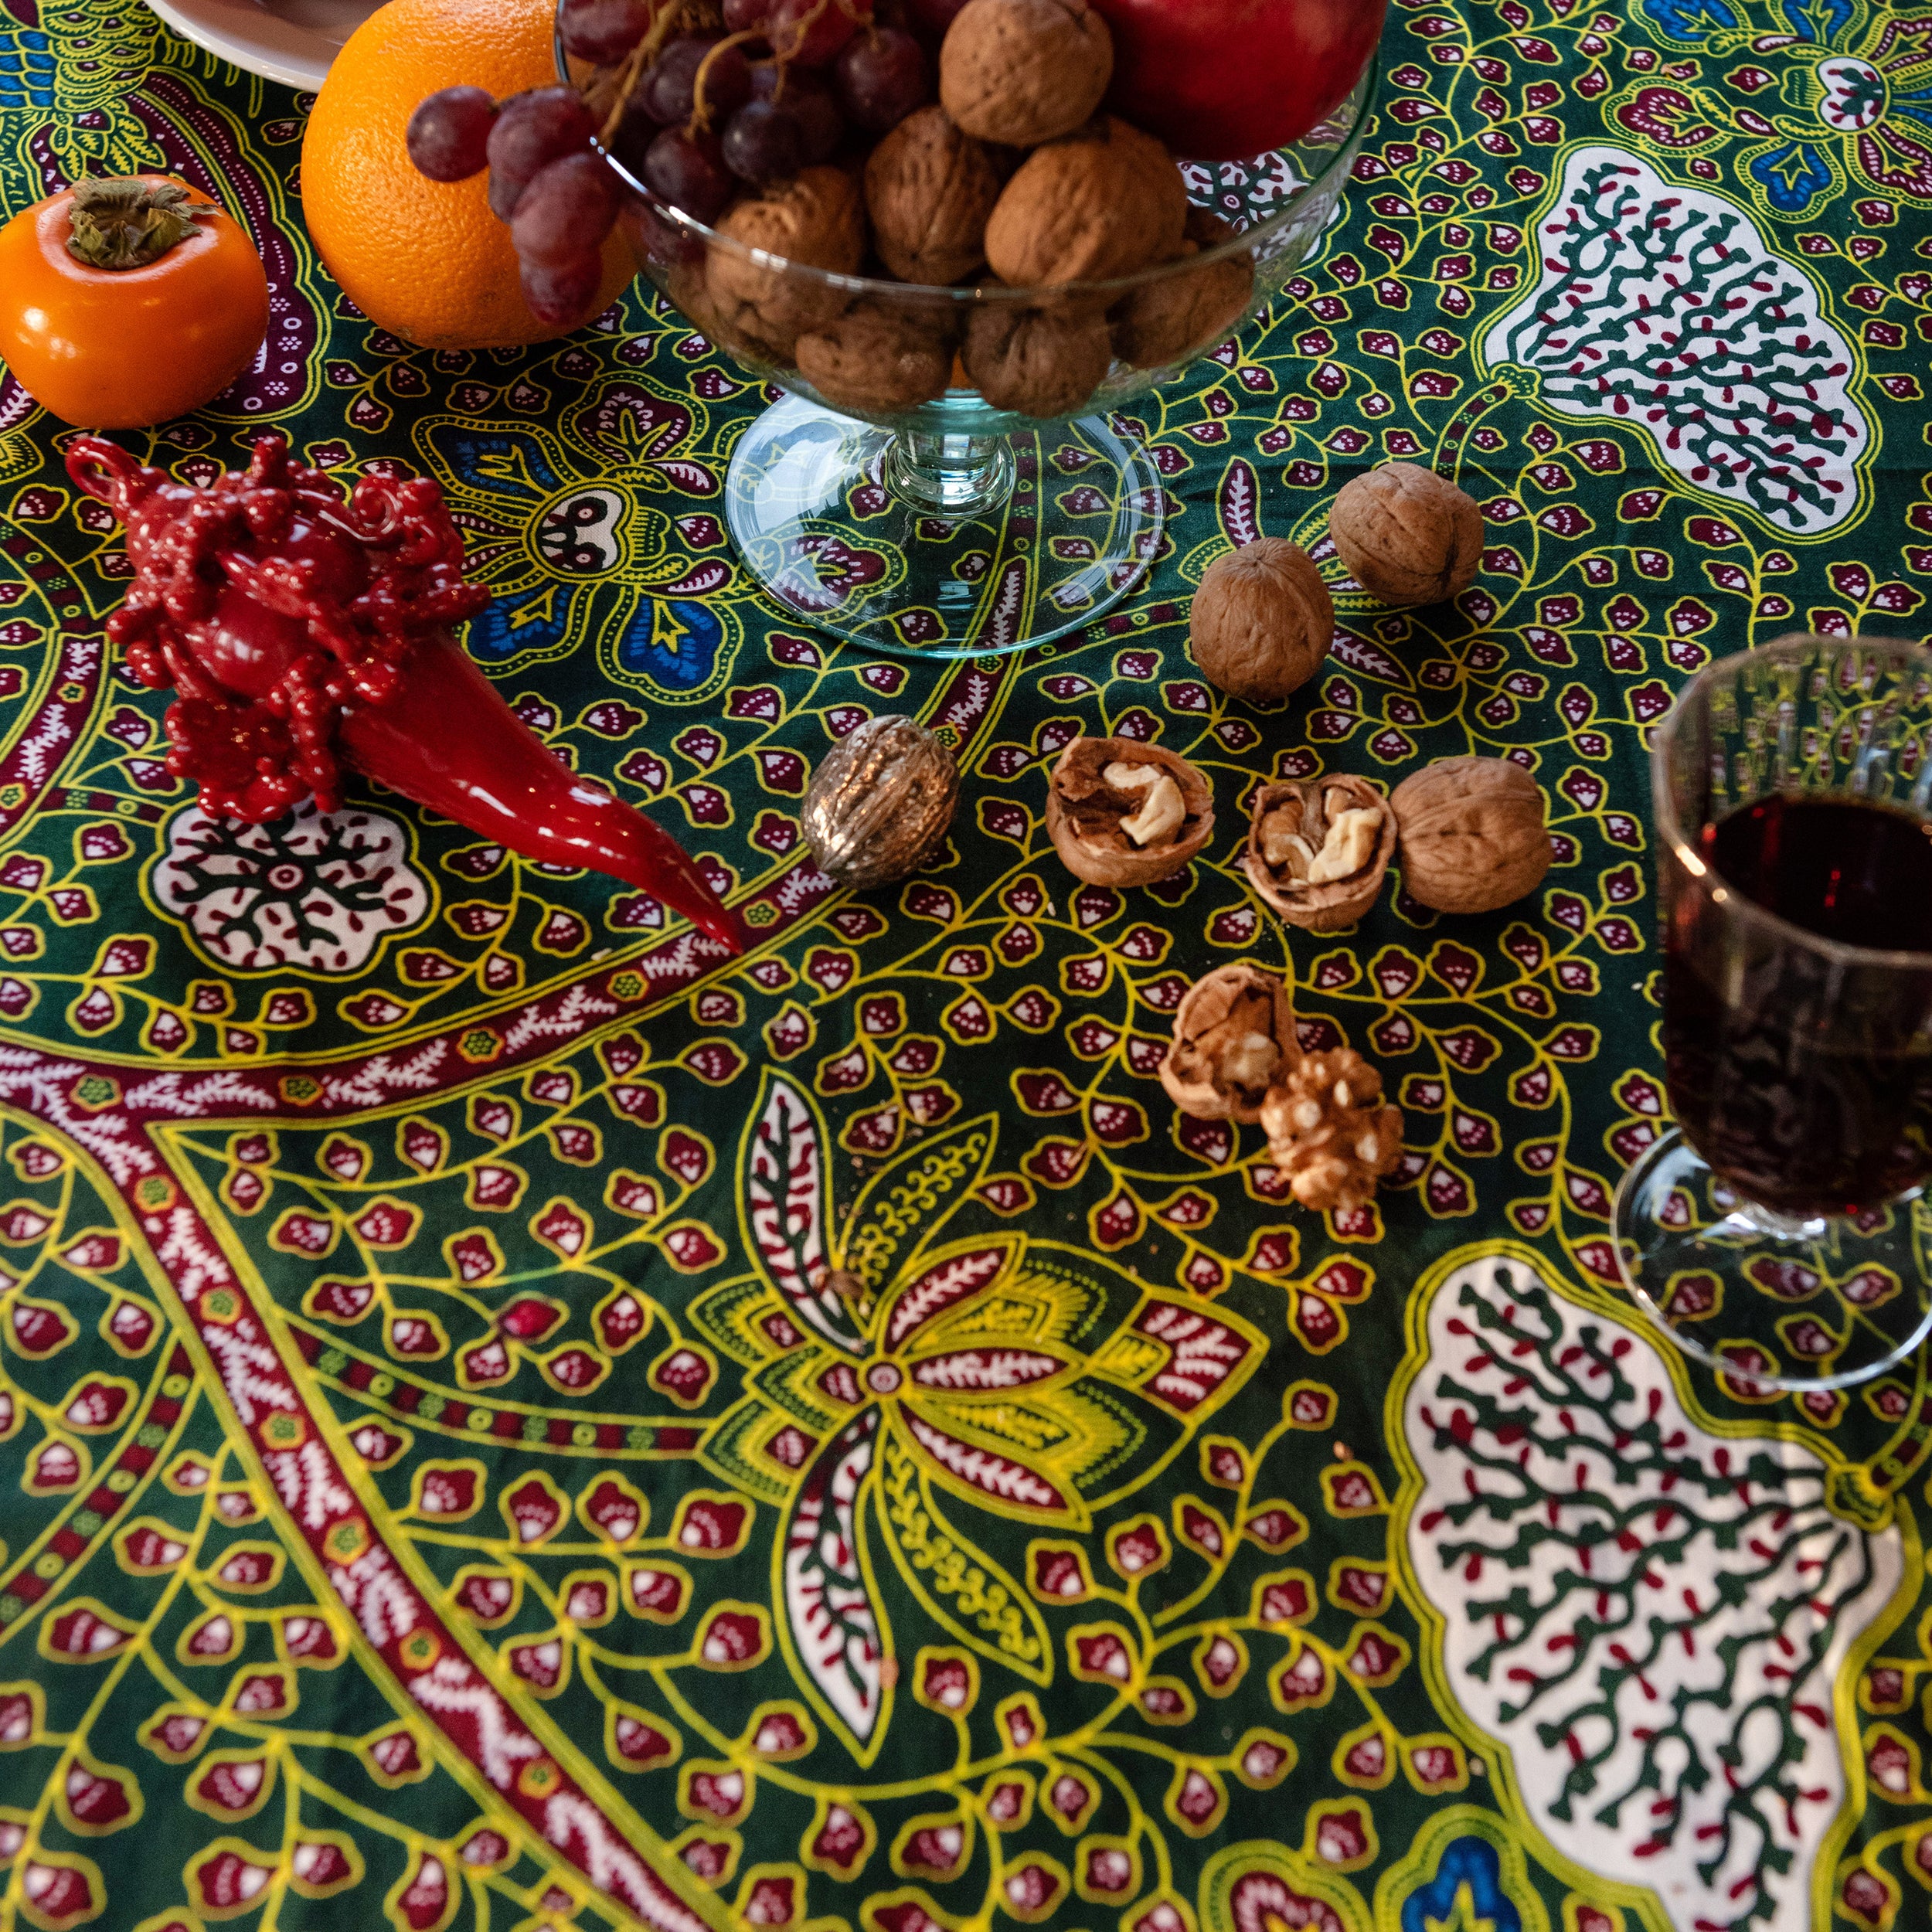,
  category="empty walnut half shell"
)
[1246,774,1395,933]
[1160,964,1296,1125]
[1045,736,1213,886]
